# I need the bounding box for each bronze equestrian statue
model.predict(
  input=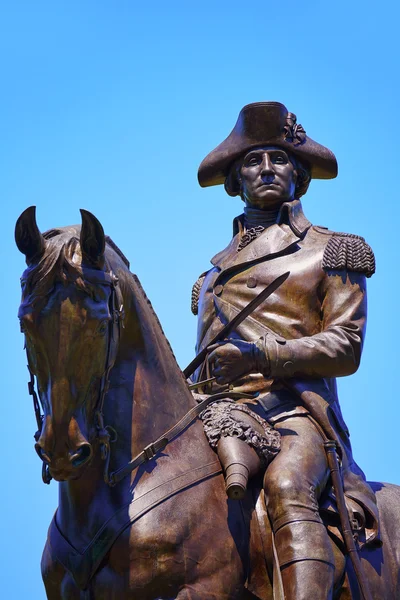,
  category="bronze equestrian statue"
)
[13,104,400,599]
